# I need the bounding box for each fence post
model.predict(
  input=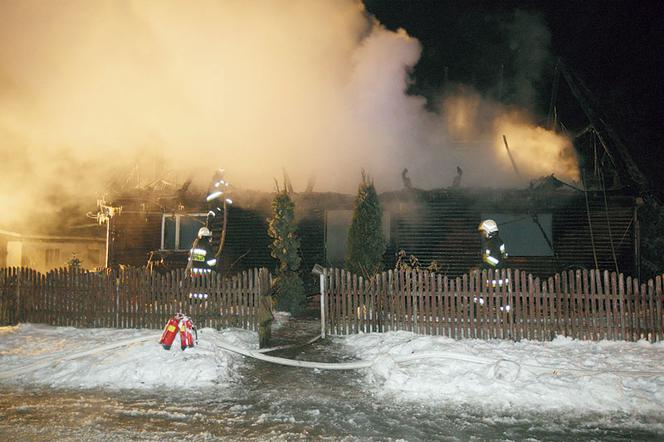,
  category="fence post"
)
[320,270,326,339]
[257,268,273,348]
[311,265,327,338]
[15,268,21,324]
[115,272,120,328]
